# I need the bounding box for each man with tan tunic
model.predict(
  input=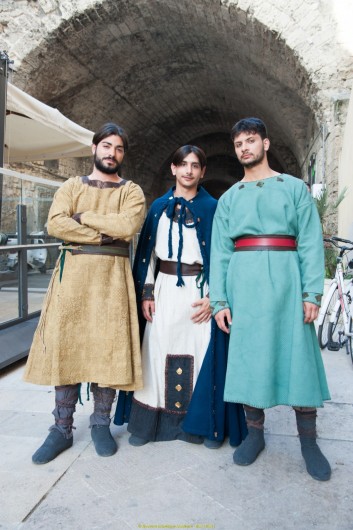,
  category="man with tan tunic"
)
[24,123,146,464]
